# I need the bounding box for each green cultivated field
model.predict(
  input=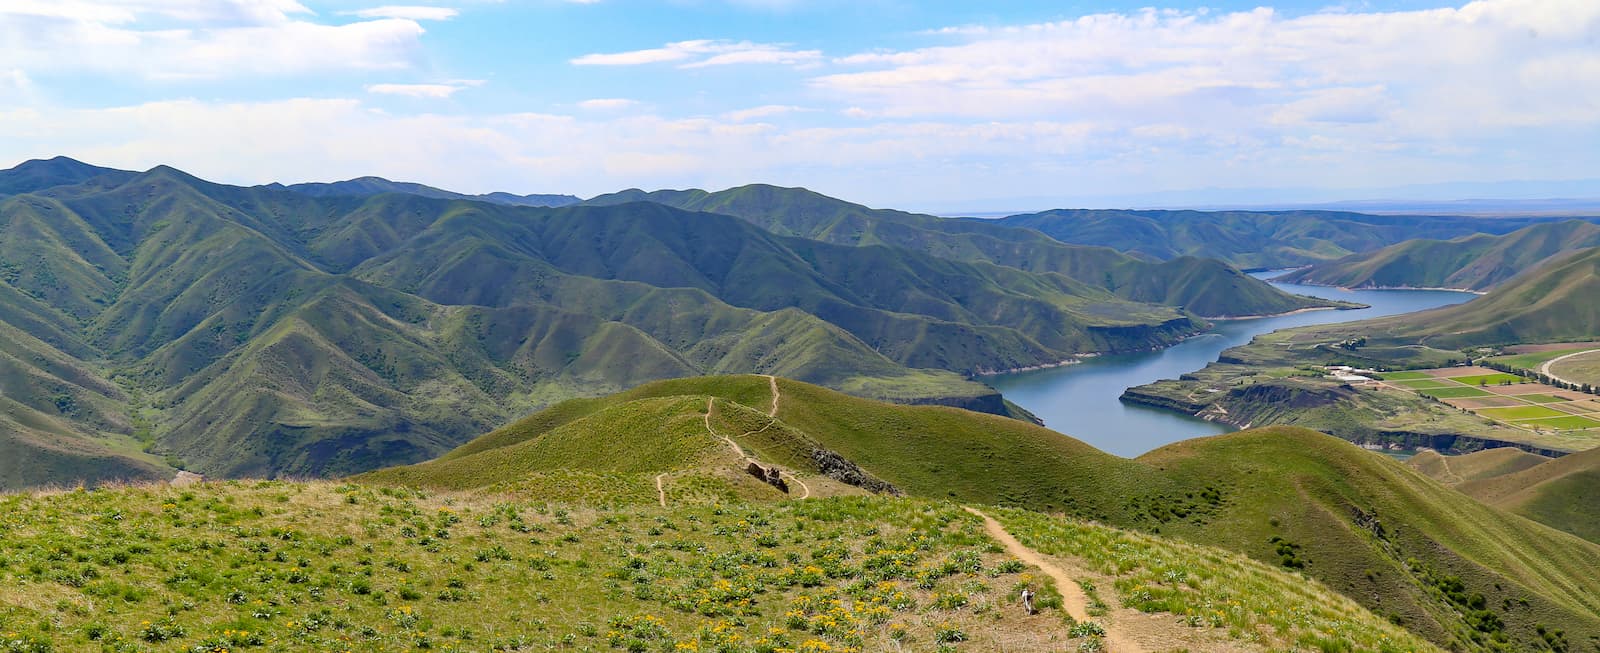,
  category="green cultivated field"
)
[1394,379,1458,389]
[1420,386,1493,399]
[1519,394,1570,404]
[1521,416,1600,430]
[1446,373,1525,386]
[1378,371,1433,380]
[1478,406,1570,421]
